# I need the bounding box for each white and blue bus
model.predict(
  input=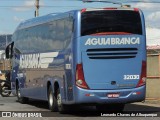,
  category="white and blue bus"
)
[6,7,146,112]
